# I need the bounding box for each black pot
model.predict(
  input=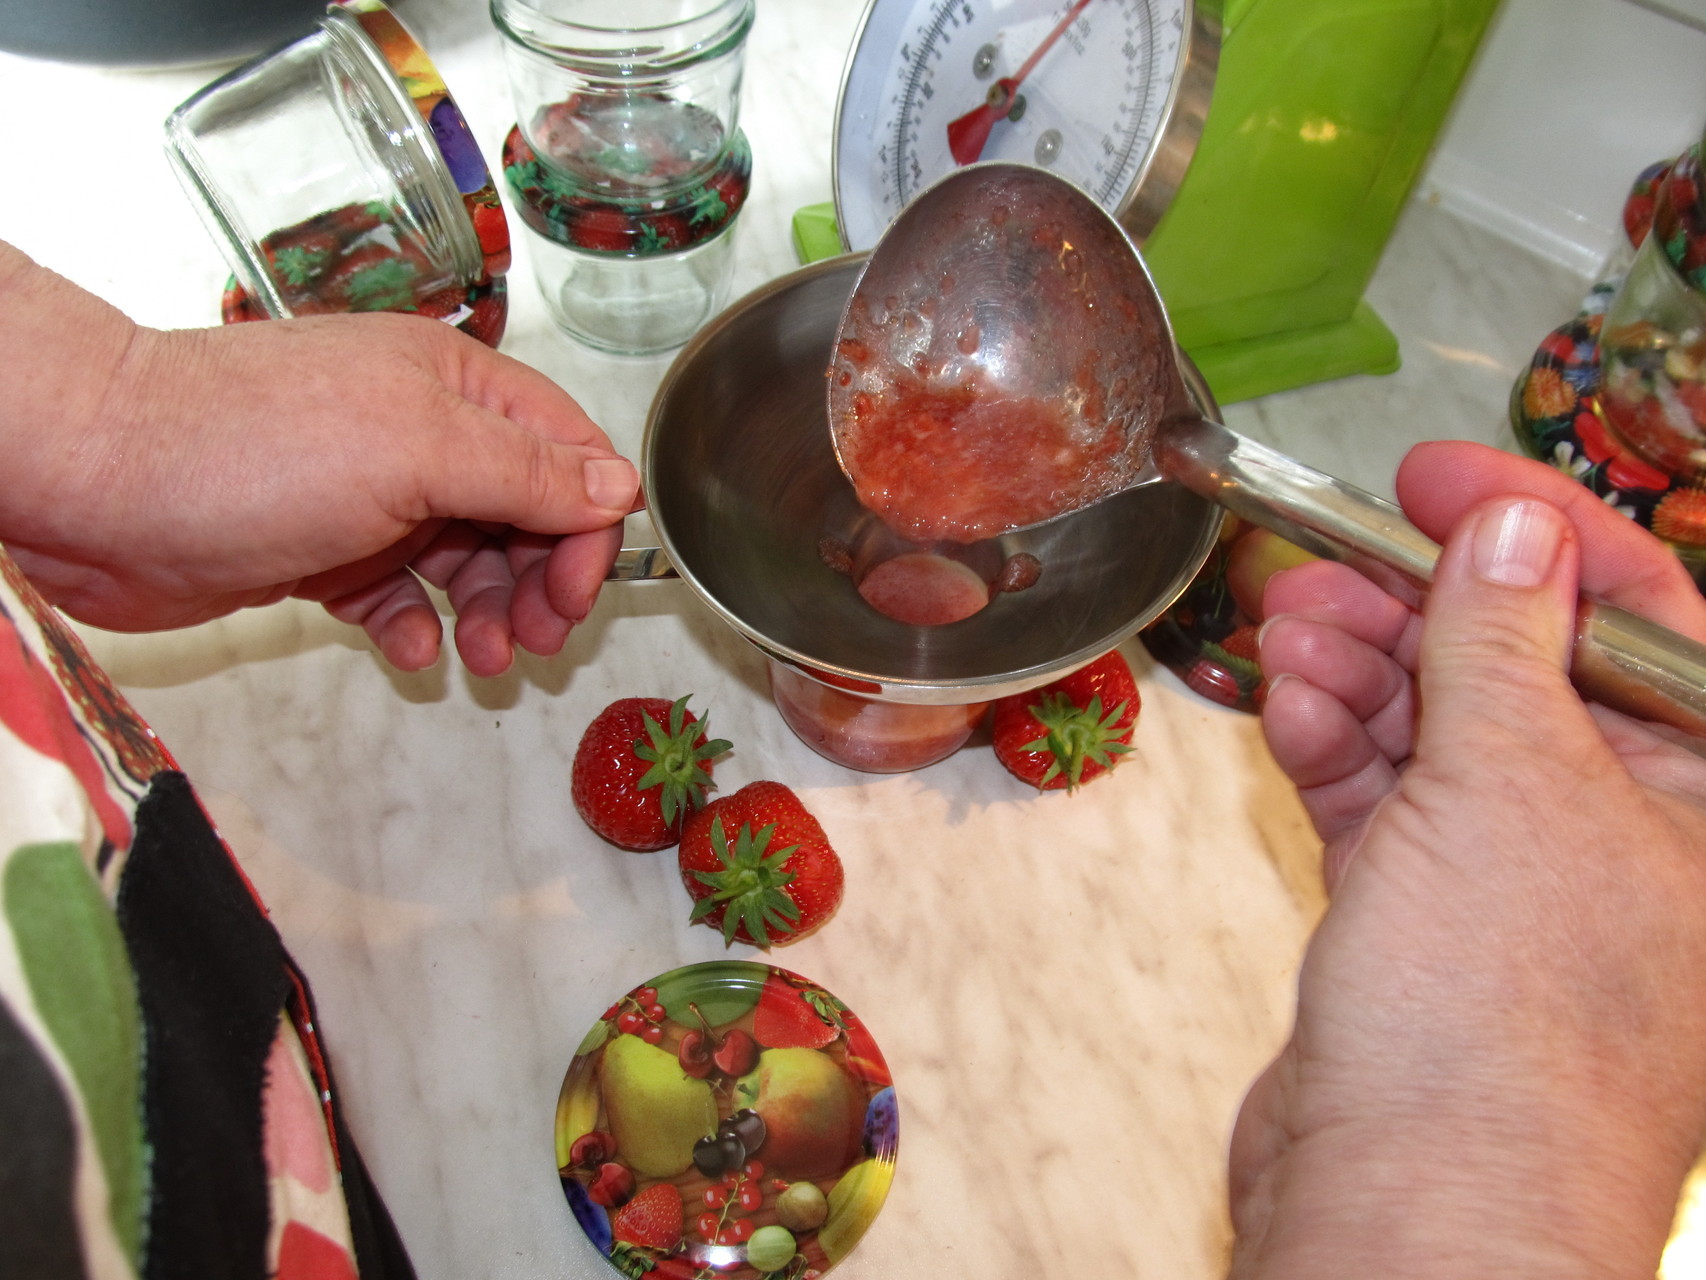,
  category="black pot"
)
[0,0,330,67]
